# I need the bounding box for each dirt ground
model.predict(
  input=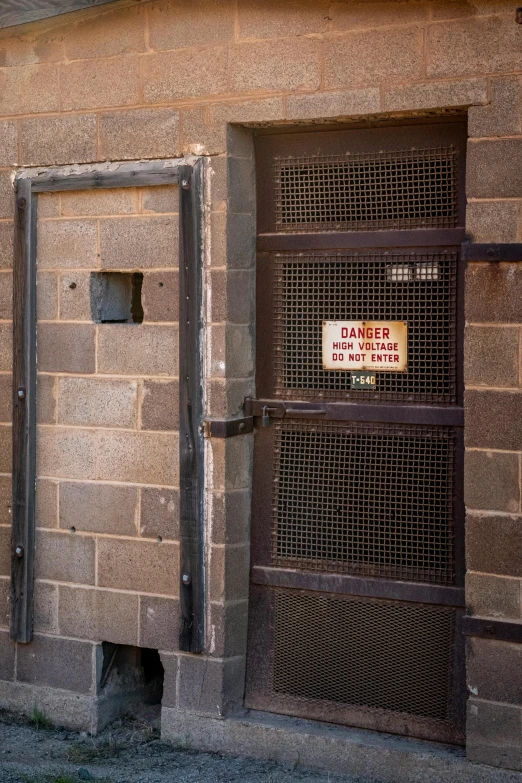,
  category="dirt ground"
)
[0,708,359,783]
